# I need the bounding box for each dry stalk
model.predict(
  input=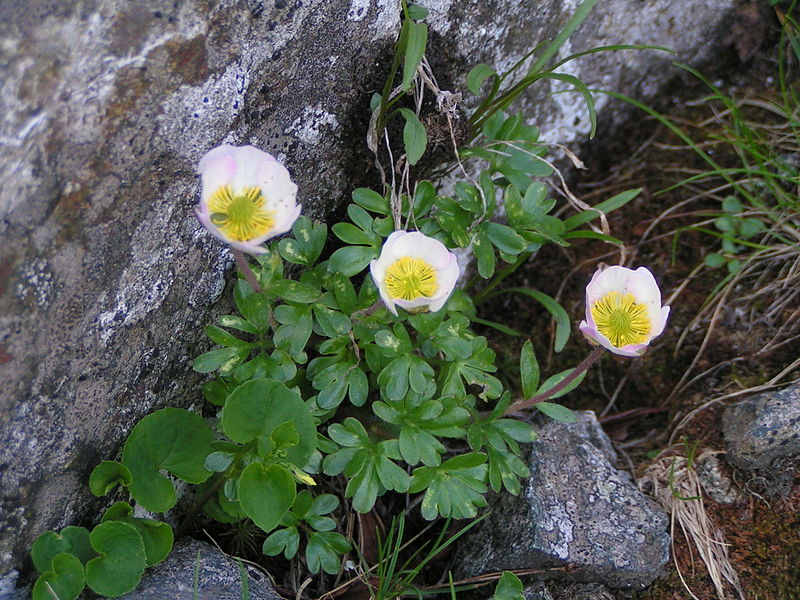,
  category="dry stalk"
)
[639,451,745,600]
